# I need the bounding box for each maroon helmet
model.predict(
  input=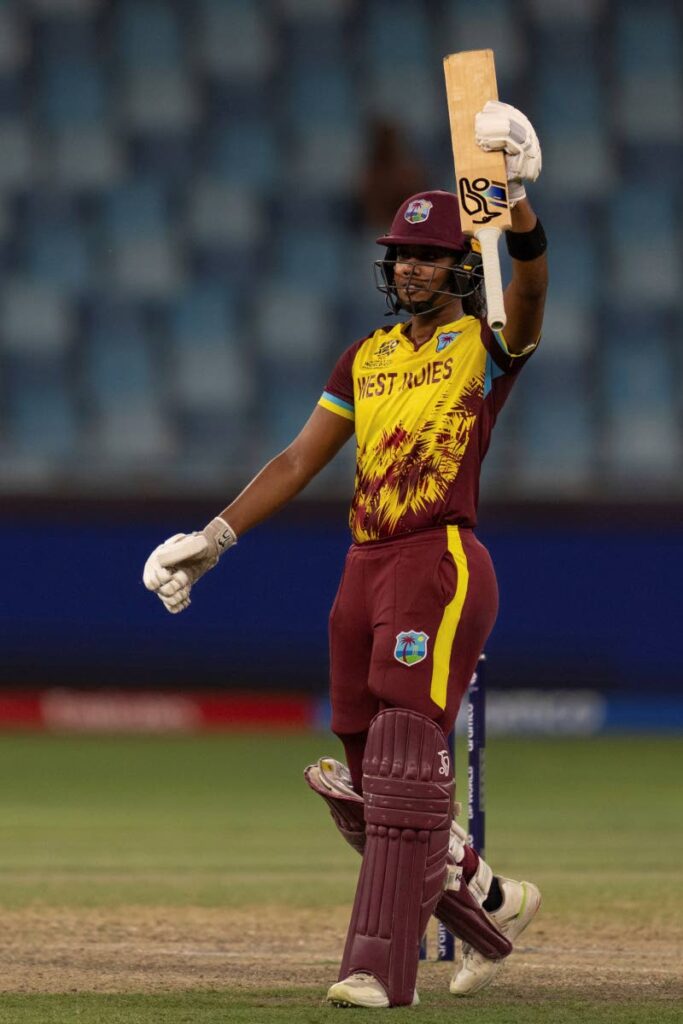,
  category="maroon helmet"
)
[376,190,467,252]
